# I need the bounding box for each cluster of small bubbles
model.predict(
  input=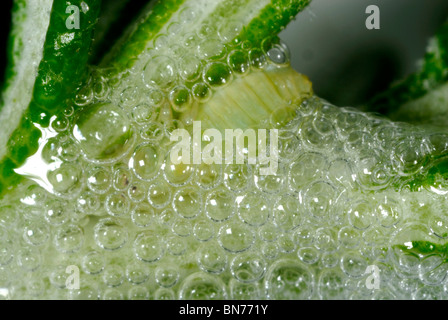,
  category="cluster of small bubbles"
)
[6,18,448,299]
